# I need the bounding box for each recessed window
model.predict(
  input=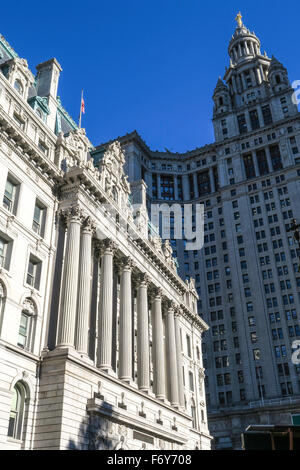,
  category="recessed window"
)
[7,382,26,440]
[17,298,37,351]
[0,234,13,270]
[33,200,47,236]
[26,255,42,290]
[3,176,20,214]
